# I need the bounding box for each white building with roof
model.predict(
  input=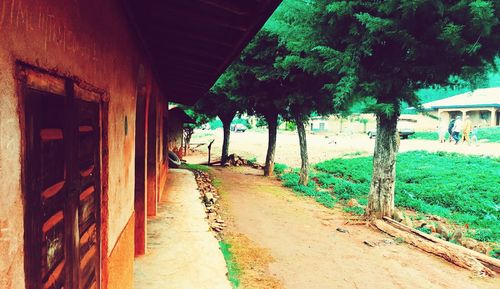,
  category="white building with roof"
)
[422,87,500,126]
